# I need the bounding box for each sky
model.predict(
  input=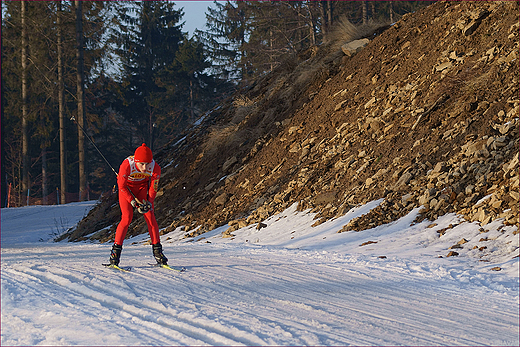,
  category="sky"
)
[175,1,217,36]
